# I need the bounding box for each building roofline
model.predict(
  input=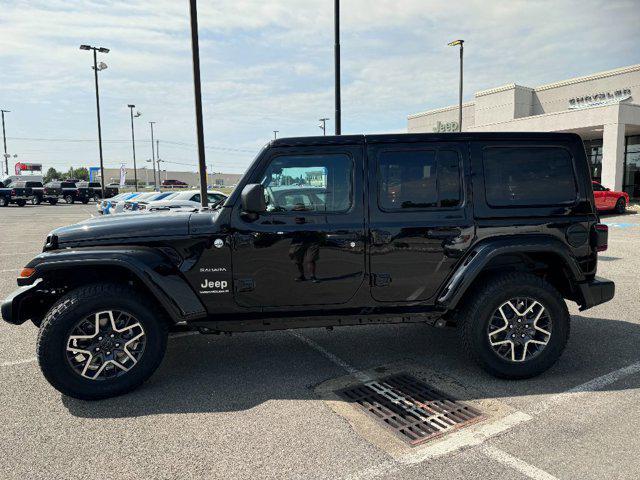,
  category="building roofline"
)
[475,83,534,97]
[407,101,475,120]
[535,63,640,92]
